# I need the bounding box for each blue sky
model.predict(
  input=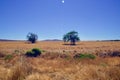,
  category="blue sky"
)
[0,0,120,40]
